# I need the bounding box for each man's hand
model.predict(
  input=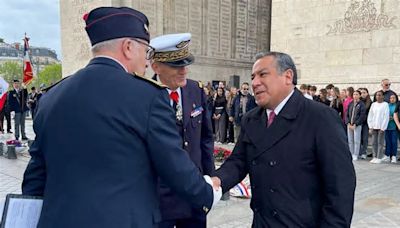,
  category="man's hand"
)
[229,116,234,122]
[211,176,221,189]
[203,175,222,208]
